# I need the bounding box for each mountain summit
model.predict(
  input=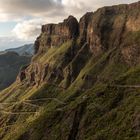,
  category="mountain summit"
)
[0,1,140,140]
